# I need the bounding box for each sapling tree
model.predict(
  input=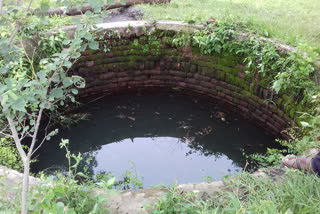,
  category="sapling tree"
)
[0,0,113,213]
